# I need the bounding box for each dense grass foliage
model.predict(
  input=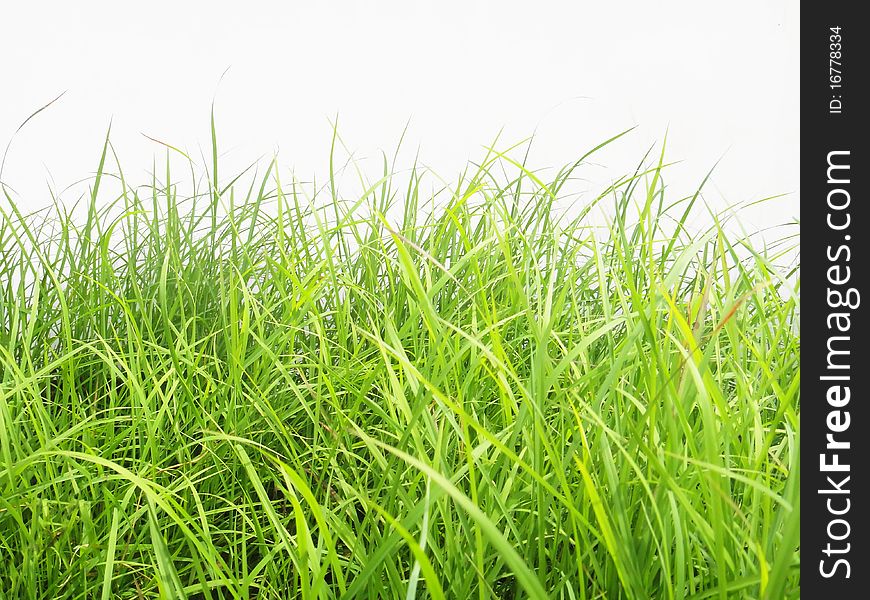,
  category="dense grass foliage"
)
[0,129,799,599]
